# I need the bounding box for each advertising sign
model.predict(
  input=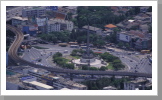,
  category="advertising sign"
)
[119,33,131,42]
[46,6,58,11]
[29,25,38,31]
